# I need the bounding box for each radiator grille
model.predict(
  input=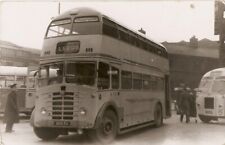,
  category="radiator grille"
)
[204,97,214,109]
[51,92,78,120]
